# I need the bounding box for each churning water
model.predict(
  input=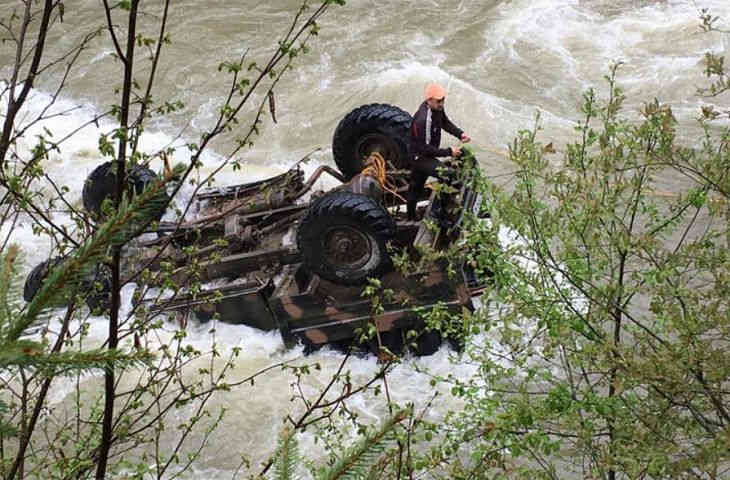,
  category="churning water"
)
[1,0,729,476]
